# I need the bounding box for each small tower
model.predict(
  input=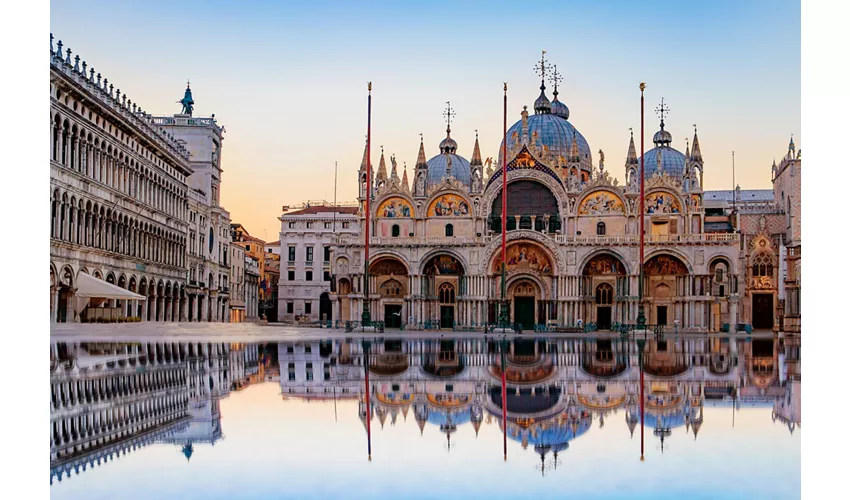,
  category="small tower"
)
[688,125,704,191]
[357,141,370,214]
[470,130,484,194]
[376,147,388,189]
[413,135,429,198]
[401,162,410,192]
